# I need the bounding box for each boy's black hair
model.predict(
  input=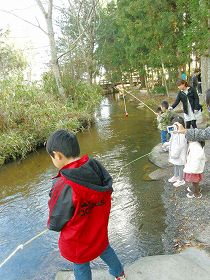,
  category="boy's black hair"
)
[171,116,185,128]
[46,130,80,158]
[161,100,169,109]
[156,106,162,113]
